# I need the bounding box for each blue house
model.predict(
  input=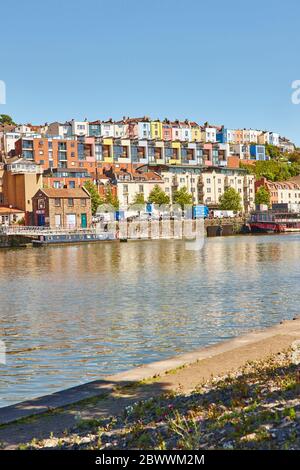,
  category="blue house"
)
[88,121,101,137]
[250,144,266,161]
[216,127,227,143]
